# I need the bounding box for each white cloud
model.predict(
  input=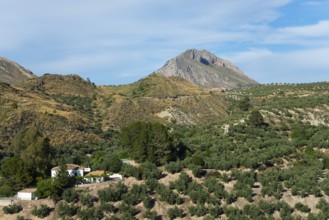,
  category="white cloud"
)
[2,0,329,84]
[228,47,329,83]
[265,20,329,45]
